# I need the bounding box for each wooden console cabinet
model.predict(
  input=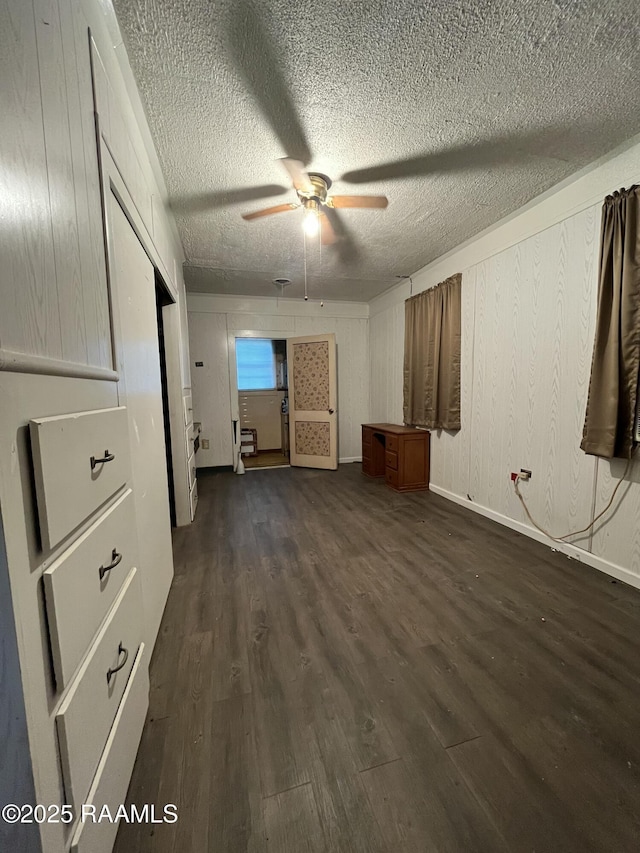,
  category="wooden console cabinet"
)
[362,423,430,491]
